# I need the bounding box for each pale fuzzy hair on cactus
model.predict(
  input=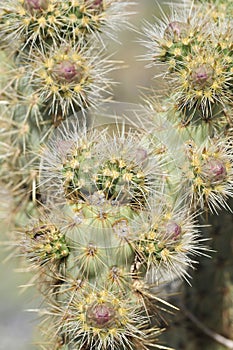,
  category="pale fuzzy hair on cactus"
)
[0,0,135,53]
[39,116,167,209]
[39,283,170,350]
[182,136,233,213]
